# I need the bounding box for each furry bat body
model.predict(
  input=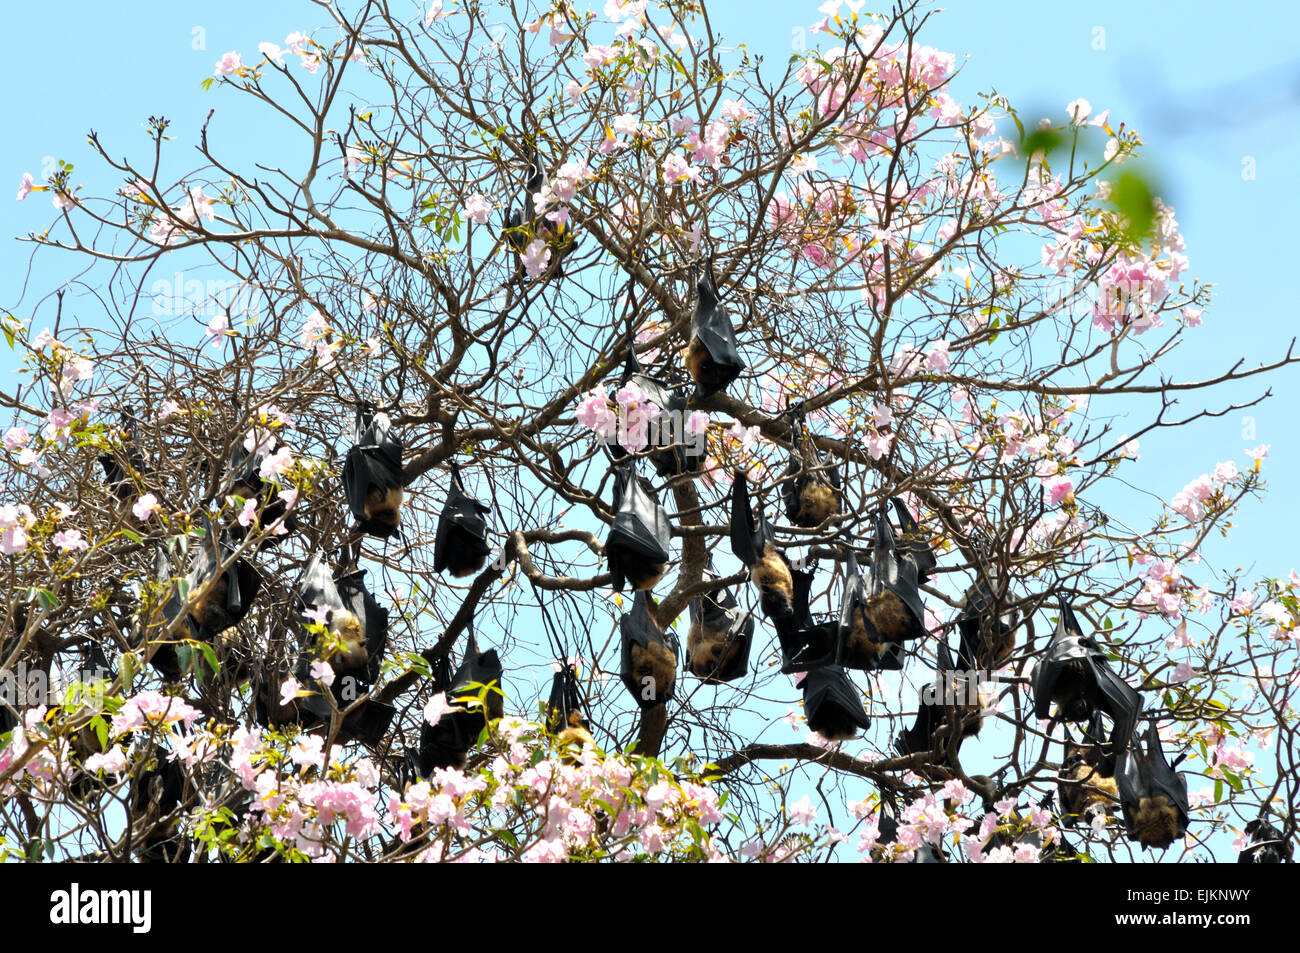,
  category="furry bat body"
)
[620,591,678,707]
[342,402,405,539]
[802,665,870,741]
[782,413,841,529]
[686,259,744,399]
[433,463,493,578]
[1116,720,1190,851]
